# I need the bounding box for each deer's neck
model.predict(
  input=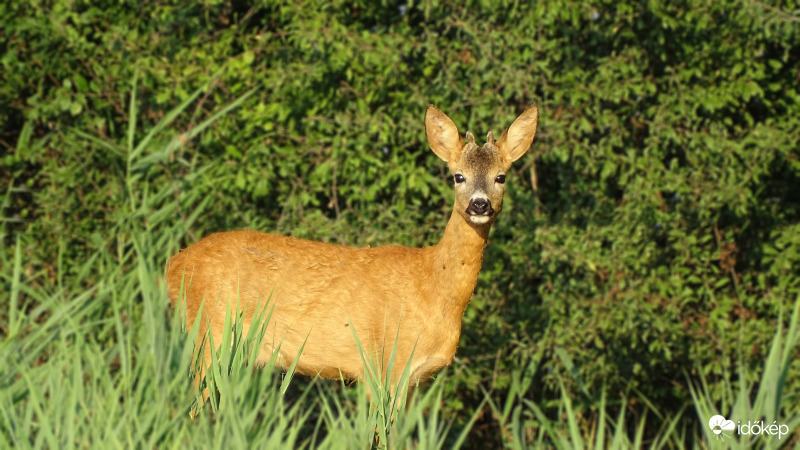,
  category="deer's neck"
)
[429,211,491,316]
